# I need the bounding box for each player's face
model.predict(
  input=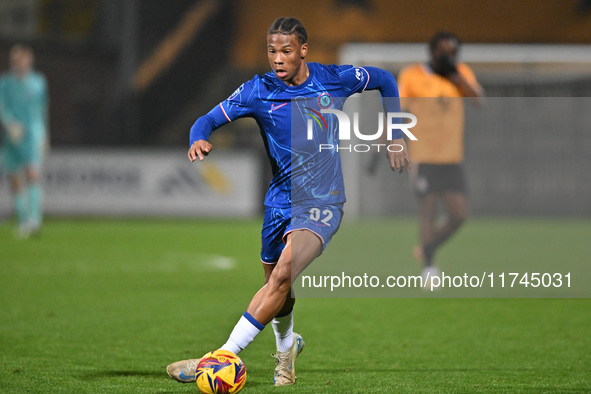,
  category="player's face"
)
[431,38,458,62]
[267,34,308,86]
[10,49,33,77]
